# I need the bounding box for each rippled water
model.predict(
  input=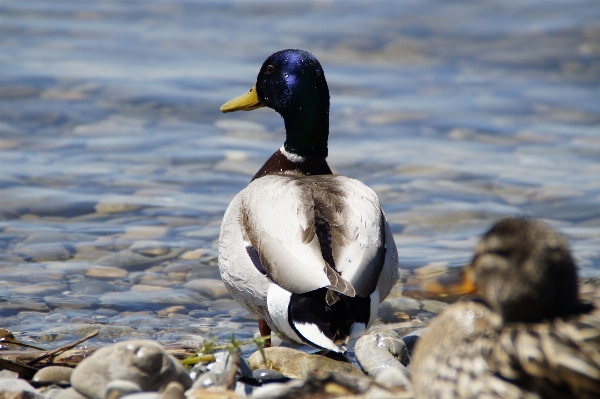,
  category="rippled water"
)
[1,1,599,354]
